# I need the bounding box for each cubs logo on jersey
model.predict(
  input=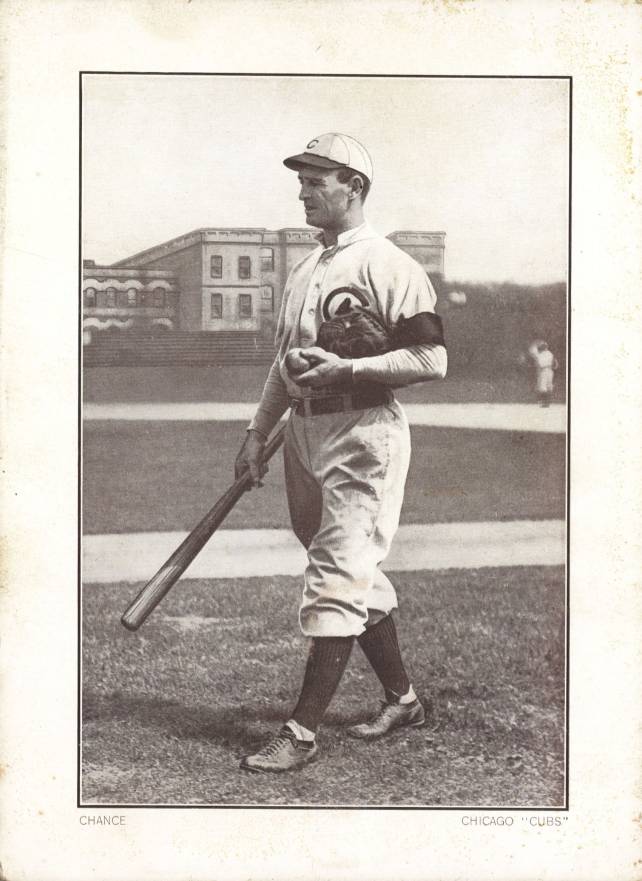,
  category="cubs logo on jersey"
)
[322,286,371,321]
